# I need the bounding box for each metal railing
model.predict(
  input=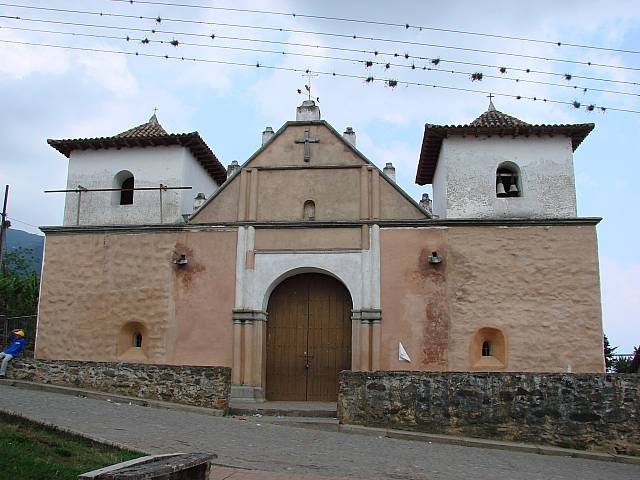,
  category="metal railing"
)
[45,185,192,225]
